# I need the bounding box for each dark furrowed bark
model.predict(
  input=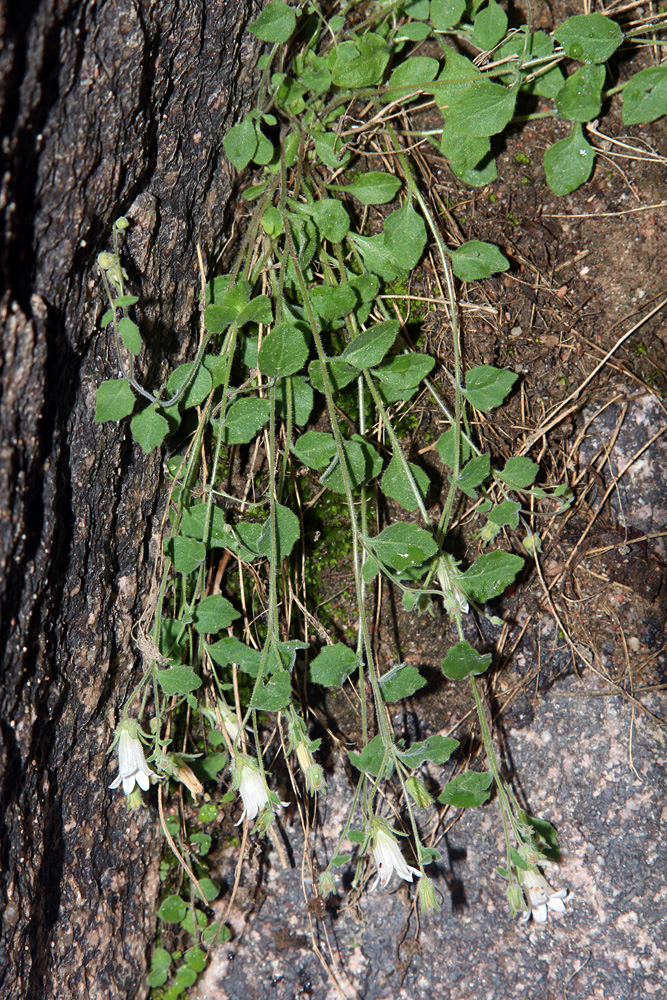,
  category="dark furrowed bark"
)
[0,1,258,996]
